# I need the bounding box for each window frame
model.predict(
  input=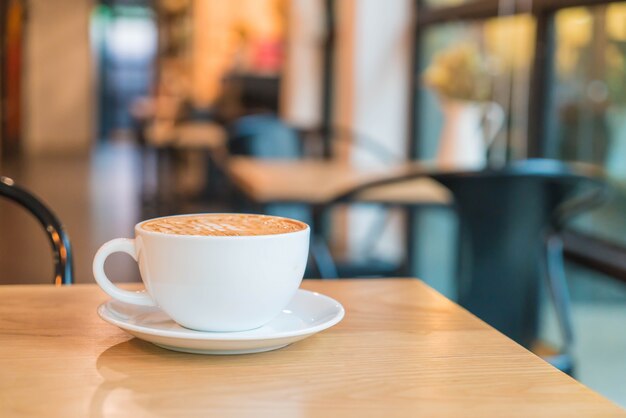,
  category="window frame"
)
[410,0,626,282]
